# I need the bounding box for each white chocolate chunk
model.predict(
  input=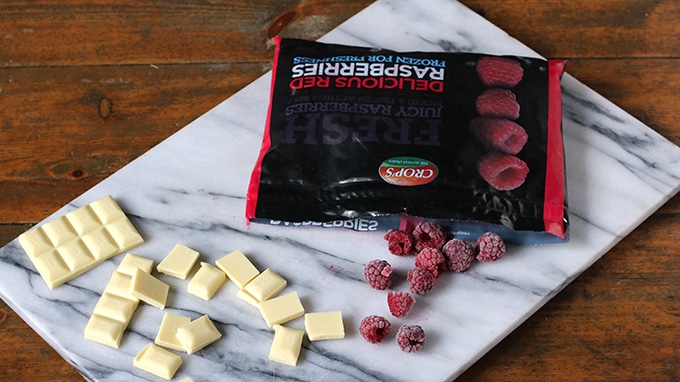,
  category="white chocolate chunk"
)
[157,244,200,279]
[269,325,304,366]
[258,291,305,327]
[117,253,154,276]
[17,195,144,289]
[133,343,183,380]
[92,293,139,323]
[130,267,169,309]
[215,250,259,289]
[236,289,260,307]
[178,378,194,382]
[243,268,287,302]
[175,315,222,354]
[84,314,126,348]
[304,311,345,341]
[187,262,226,300]
[155,312,192,351]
